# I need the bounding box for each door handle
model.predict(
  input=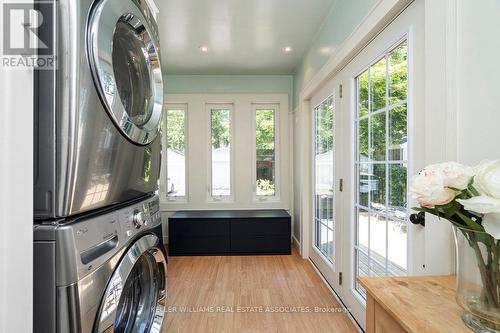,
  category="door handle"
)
[409,212,425,227]
[80,234,119,264]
